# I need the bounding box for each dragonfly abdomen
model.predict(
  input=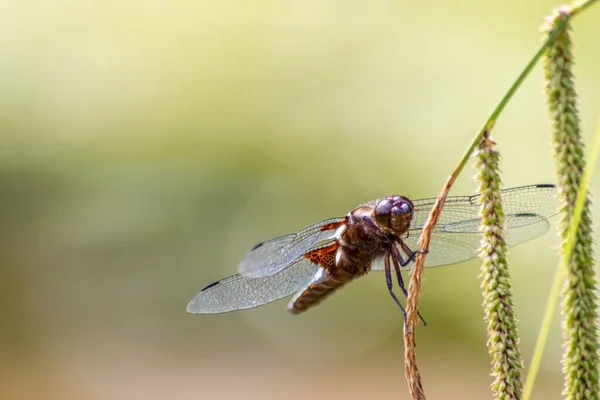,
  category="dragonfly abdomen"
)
[288,239,373,314]
[288,269,358,314]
